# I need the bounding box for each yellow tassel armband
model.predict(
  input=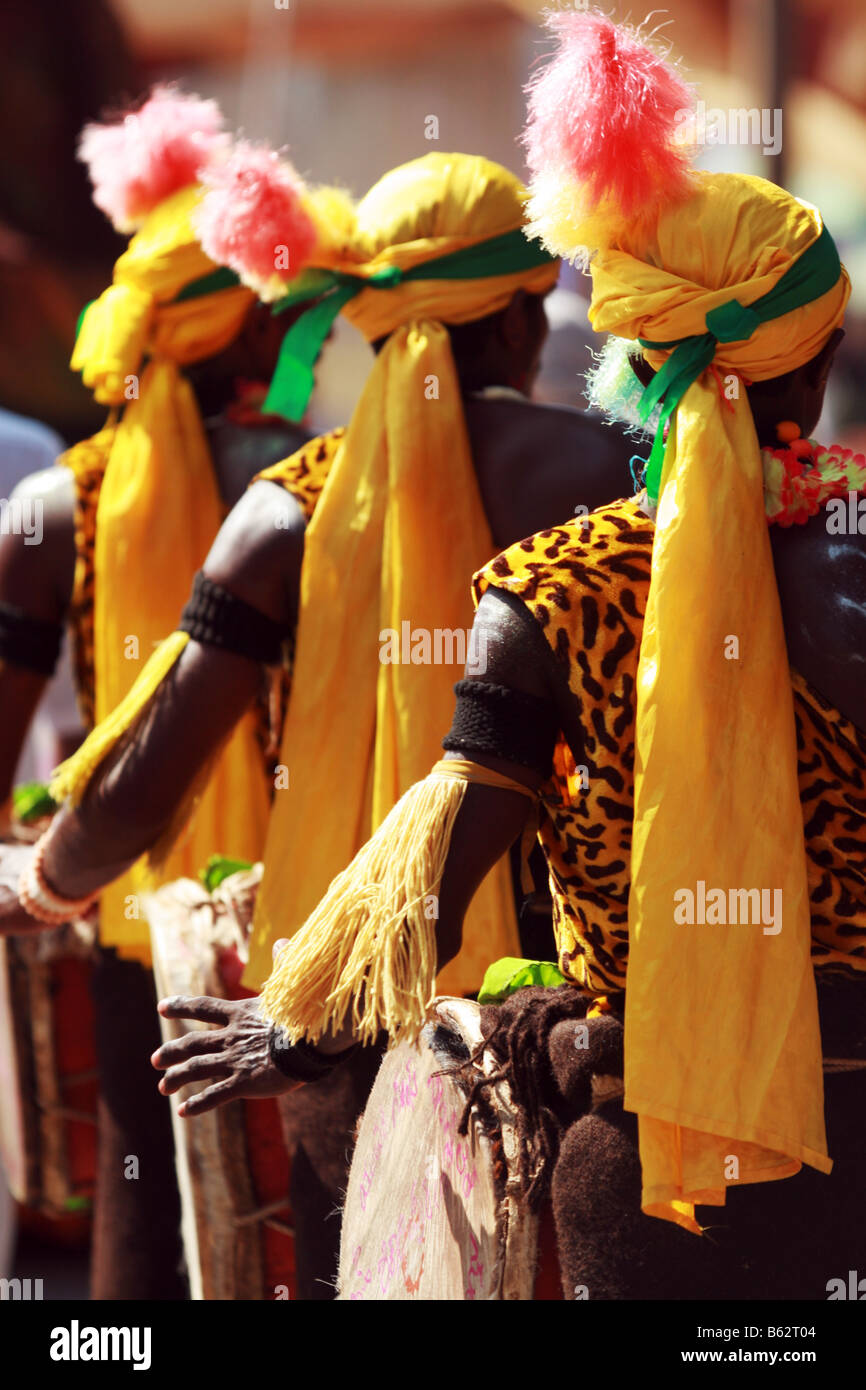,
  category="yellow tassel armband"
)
[50,630,191,806]
[260,758,536,1047]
